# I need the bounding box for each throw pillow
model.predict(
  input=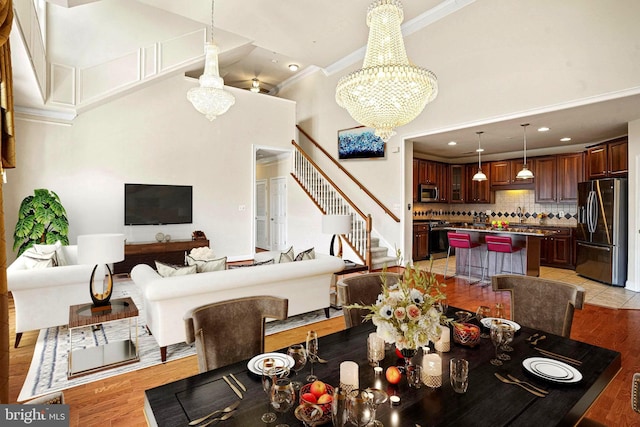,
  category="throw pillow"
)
[189,246,216,260]
[294,247,315,261]
[33,240,68,266]
[189,256,227,273]
[228,259,275,269]
[277,246,294,263]
[22,249,57,269]
[155,261,197,277]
